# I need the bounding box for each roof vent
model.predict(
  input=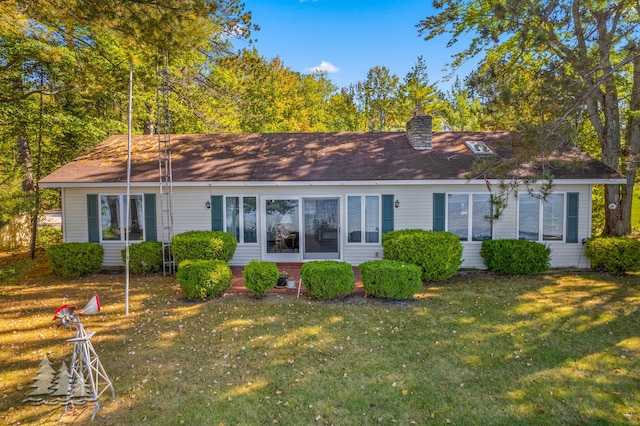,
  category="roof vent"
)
[465,140,493,156]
